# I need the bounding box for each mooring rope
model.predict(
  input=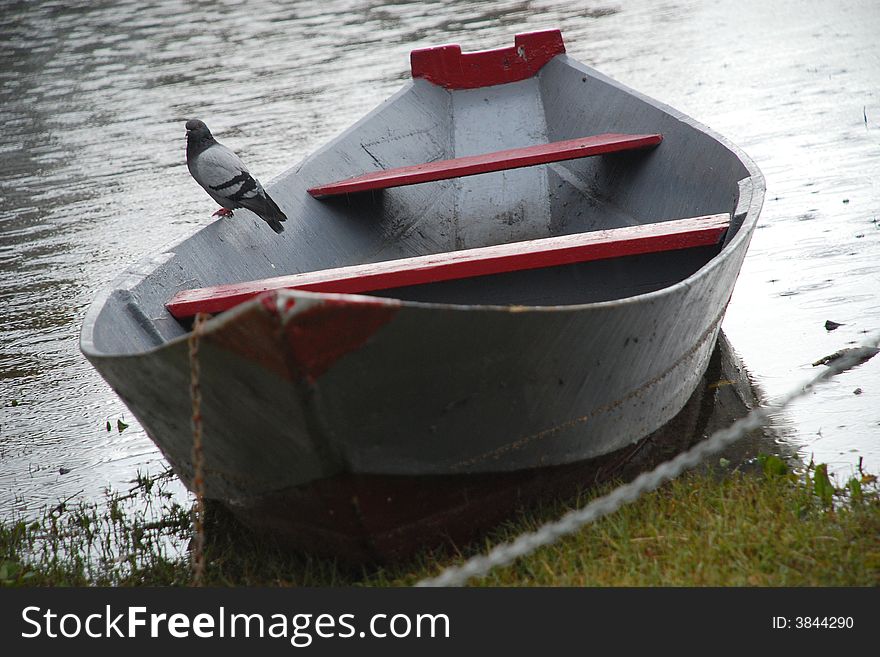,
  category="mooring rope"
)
[416,337,880,587]
[188,312,209,586]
